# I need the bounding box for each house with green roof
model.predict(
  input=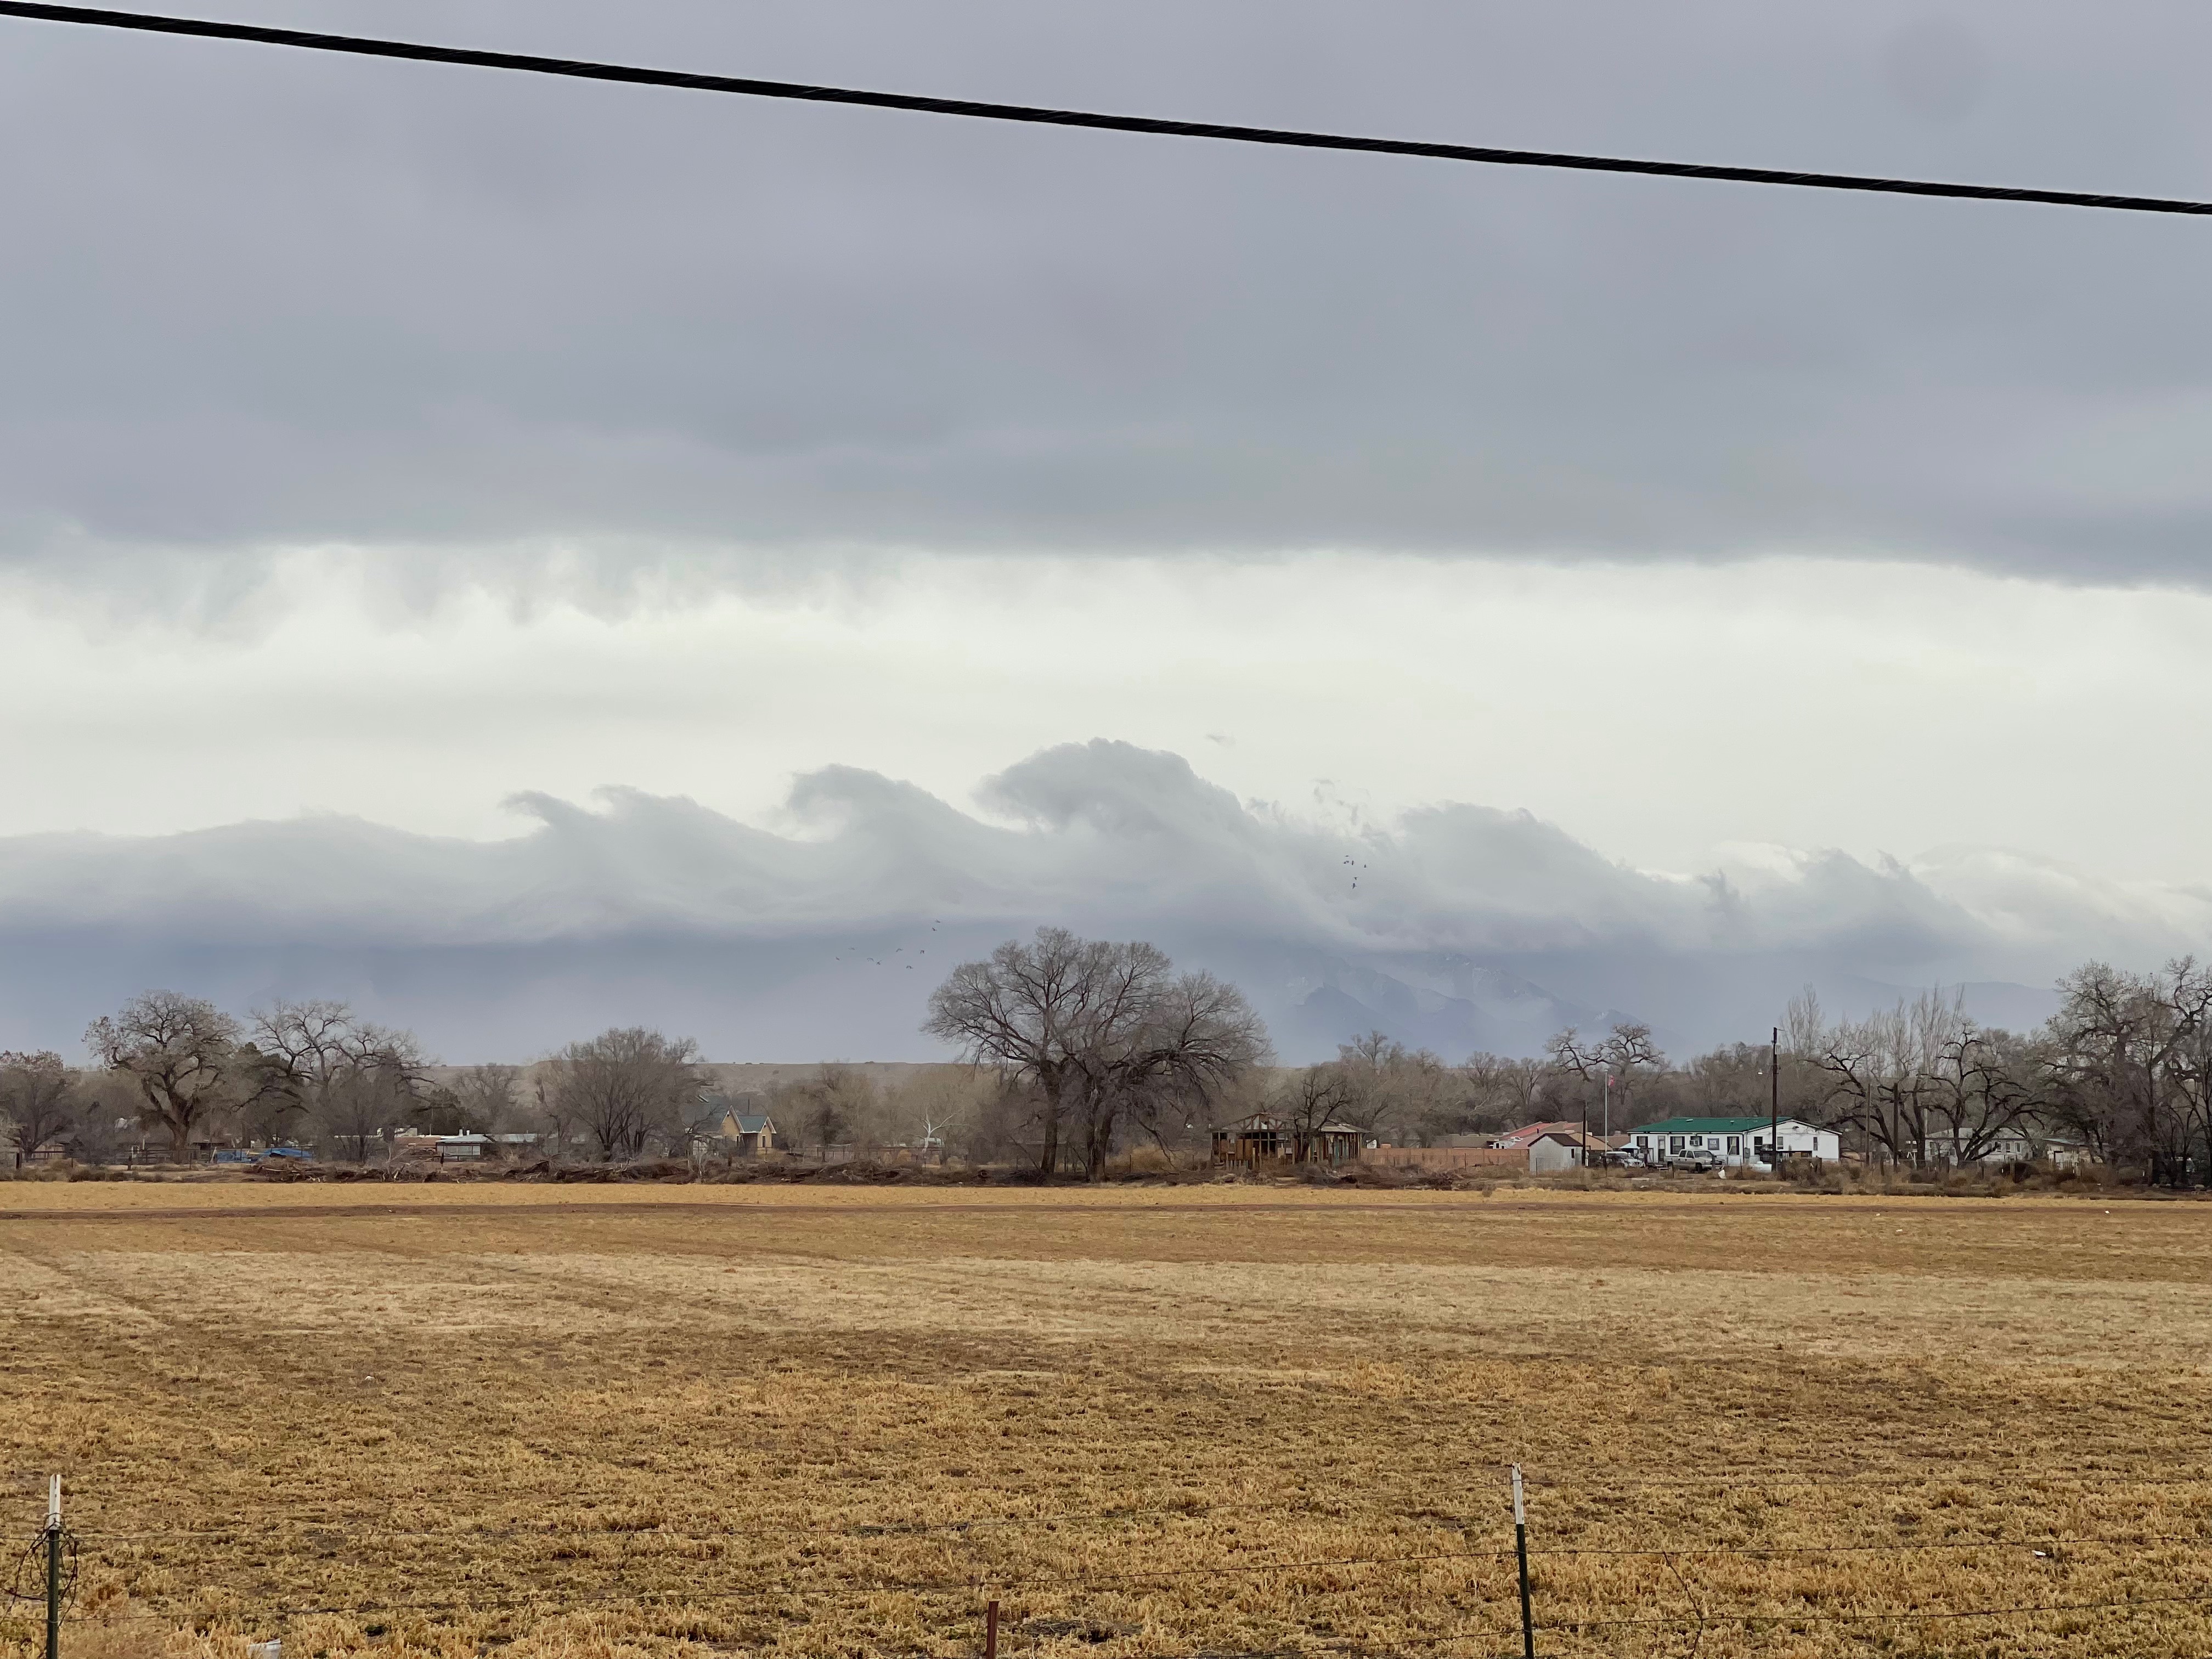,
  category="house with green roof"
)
[1627,1115,1839,1170]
